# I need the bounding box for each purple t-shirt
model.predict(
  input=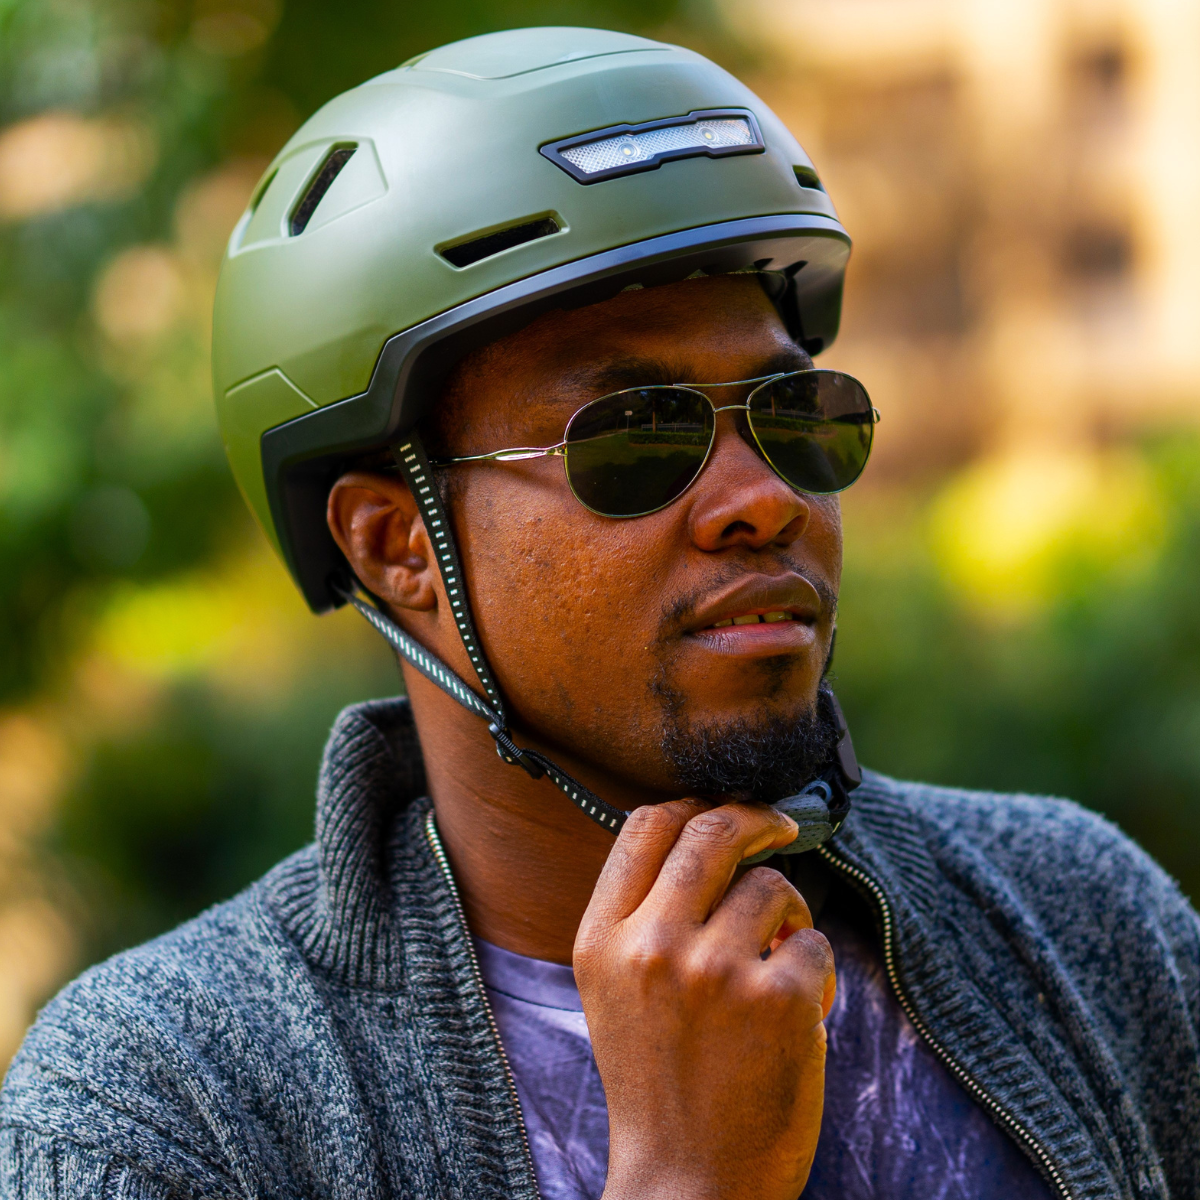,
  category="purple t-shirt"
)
[475,915,1053,1200]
